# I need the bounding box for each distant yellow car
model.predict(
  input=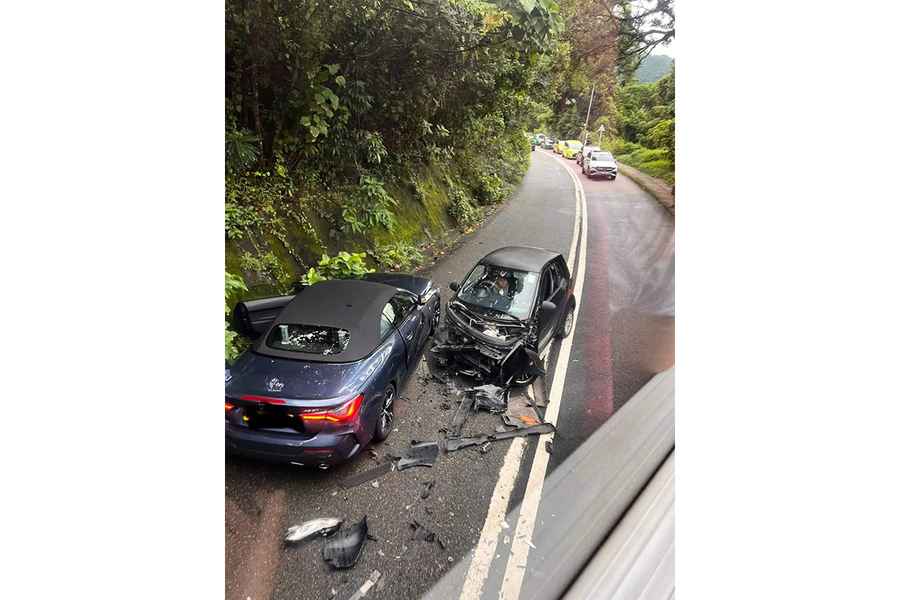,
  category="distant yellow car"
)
[561,140,583,159]
[553,140,564,154]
